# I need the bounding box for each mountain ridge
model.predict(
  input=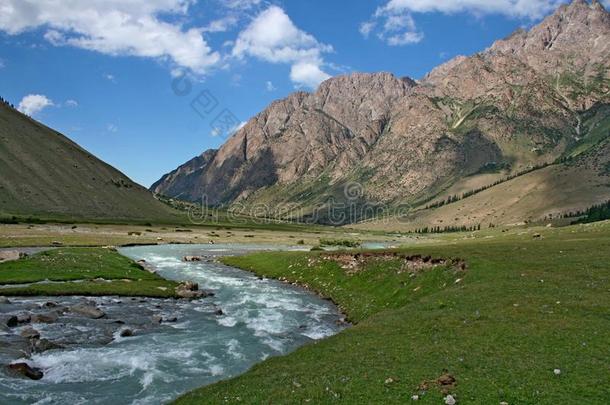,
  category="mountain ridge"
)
[152,0,610,226]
